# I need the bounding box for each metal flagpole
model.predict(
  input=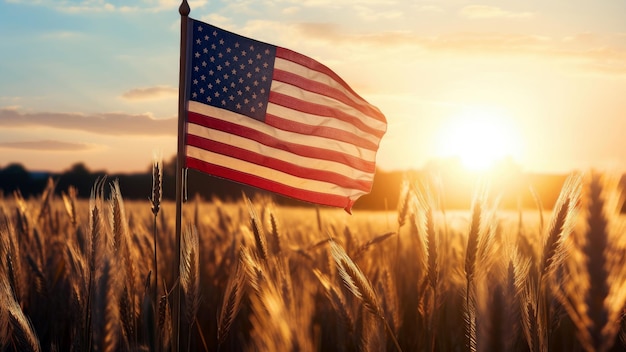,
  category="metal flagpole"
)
[174,1,190,352]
